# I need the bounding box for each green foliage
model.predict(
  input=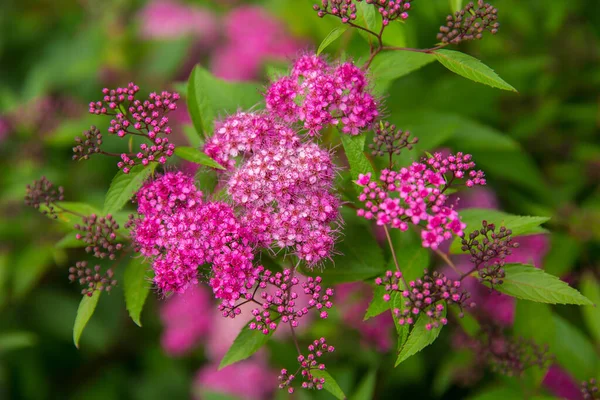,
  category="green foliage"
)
[350,370,376,400]
[491,264,592,305]
[580,272,600,342]
[317,26,348,55]
[174,146,225,170]
[363,285,389,320]
[339,133,375,182]
[311,370,346,400]
[449,0,463,13]
[123,257,151,327]
[396,306,446,366]
[433,50,517,92]
[187,65,263,137]
[552,314,599,381]
[370,52,436,92]
[12,244,55,300]
[0,331,37,354]
[219,322,275,370]
[73,290,101,349]
[39,202,100,226]
[103,163,157,215]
